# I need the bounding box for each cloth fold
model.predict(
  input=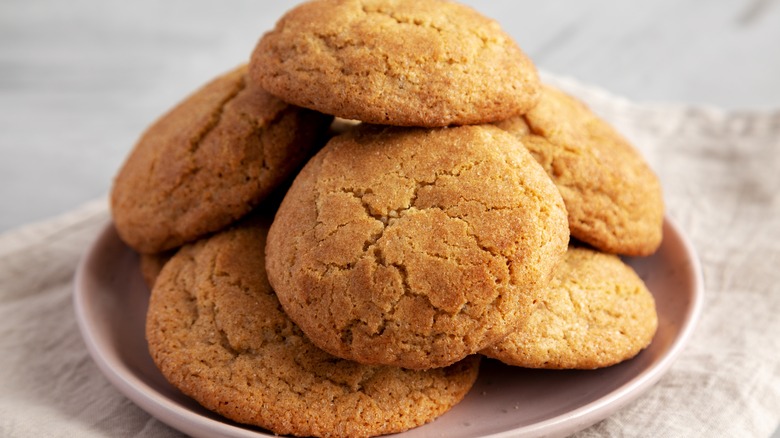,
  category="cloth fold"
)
[1,76,779,437]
